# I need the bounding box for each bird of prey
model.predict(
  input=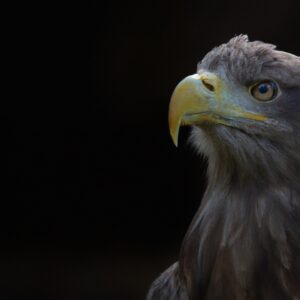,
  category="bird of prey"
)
[147,35,300,300]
